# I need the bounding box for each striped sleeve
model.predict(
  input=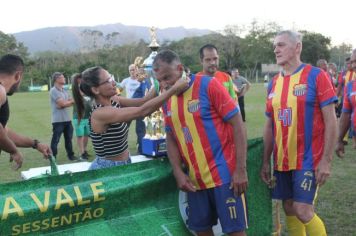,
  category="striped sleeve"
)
[316,71,338,107]
[208,78,239,121]
[342,82,352,113]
